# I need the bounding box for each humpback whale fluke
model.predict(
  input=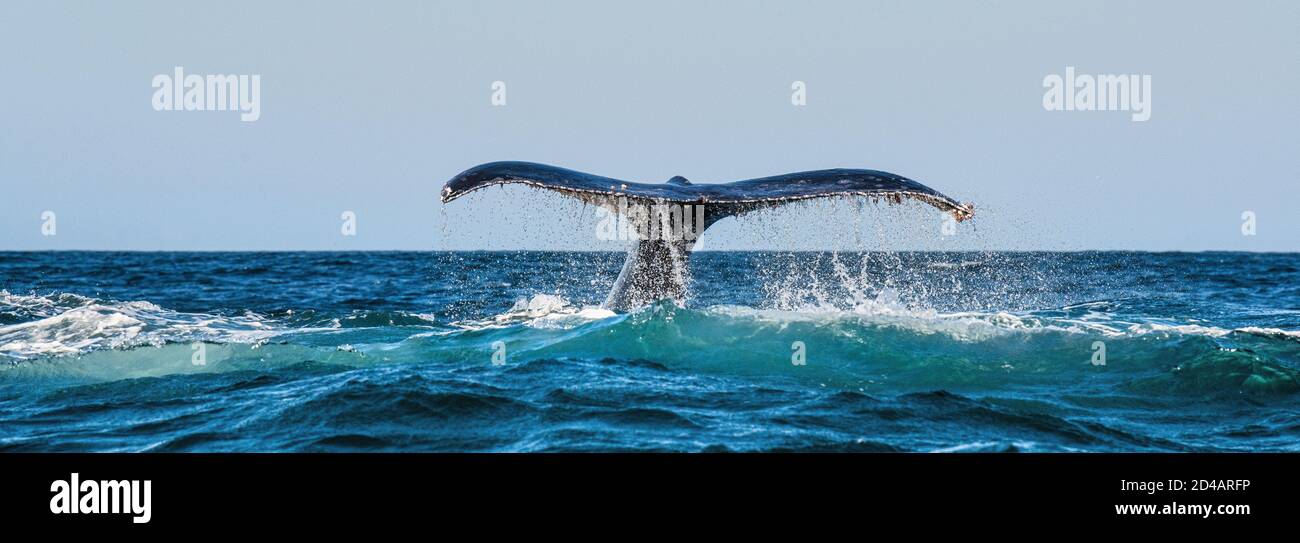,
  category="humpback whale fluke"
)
[441,161,974,311]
